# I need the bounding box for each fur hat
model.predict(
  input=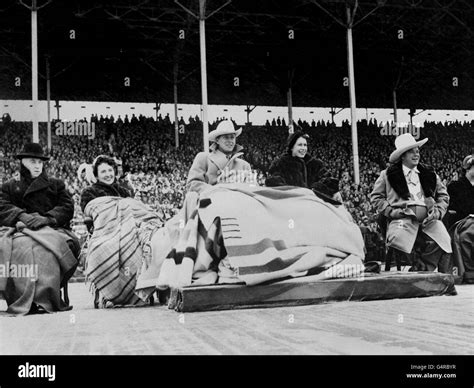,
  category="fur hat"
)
[286,131,309,155]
